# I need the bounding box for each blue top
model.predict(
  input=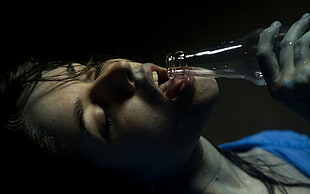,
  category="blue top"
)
[218,129,310,178]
